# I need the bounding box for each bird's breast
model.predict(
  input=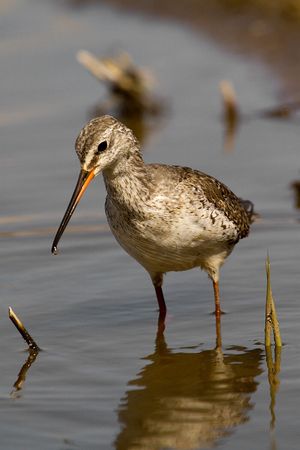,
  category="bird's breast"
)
[105,195,238,273]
